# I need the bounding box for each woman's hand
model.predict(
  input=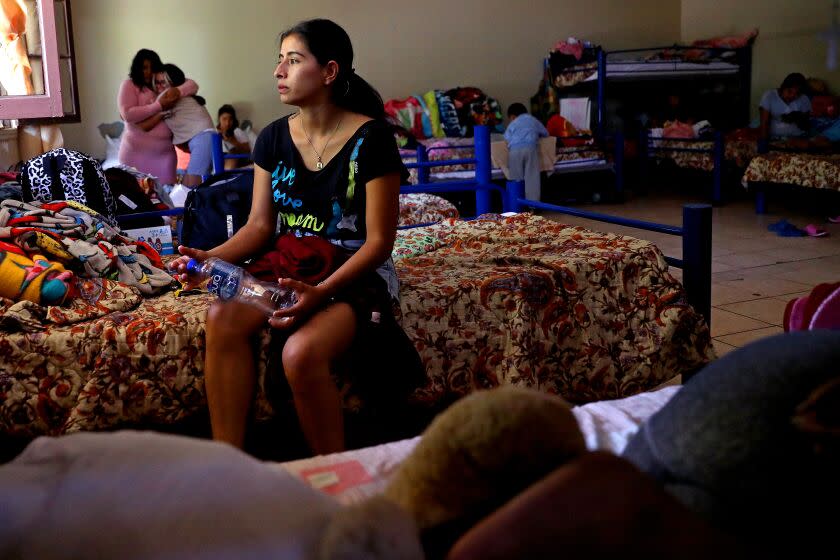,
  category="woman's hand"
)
[158,87,181,110]
[268,278,330,329]
[168,245,210,289]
